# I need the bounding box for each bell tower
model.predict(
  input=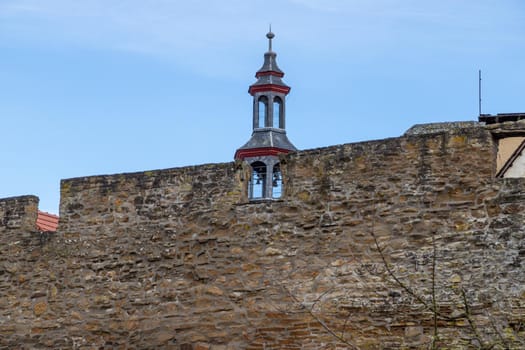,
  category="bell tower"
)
[235,30,297,200]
